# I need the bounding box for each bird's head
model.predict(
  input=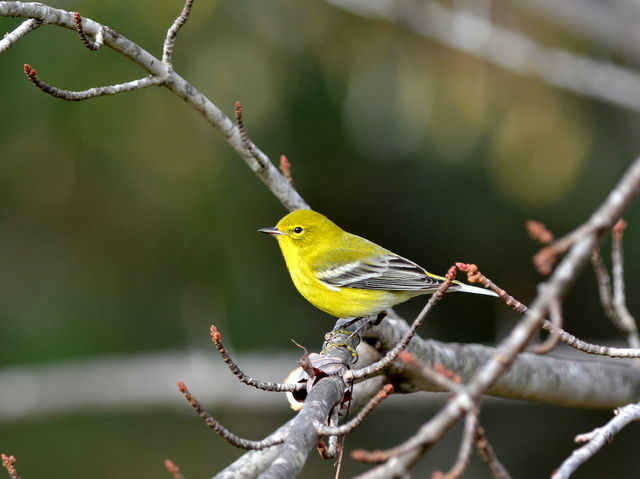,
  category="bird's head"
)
[259,209,341,252]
